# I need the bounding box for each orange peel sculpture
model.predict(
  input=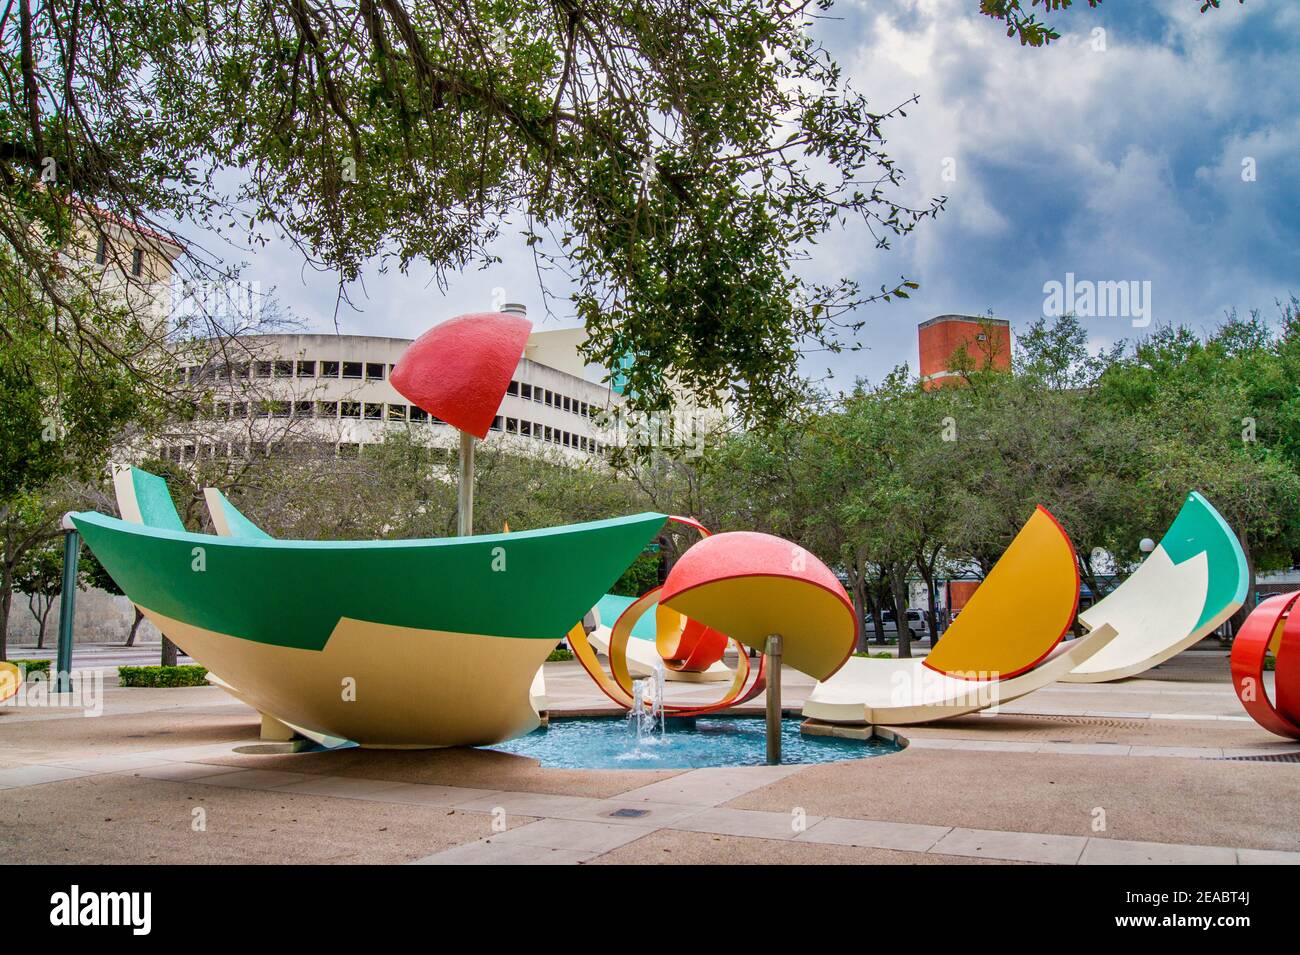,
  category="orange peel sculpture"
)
[572,525,859,717]
[569,517,768,717]
[1231,591,1300,740]
[659,531,859,682]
